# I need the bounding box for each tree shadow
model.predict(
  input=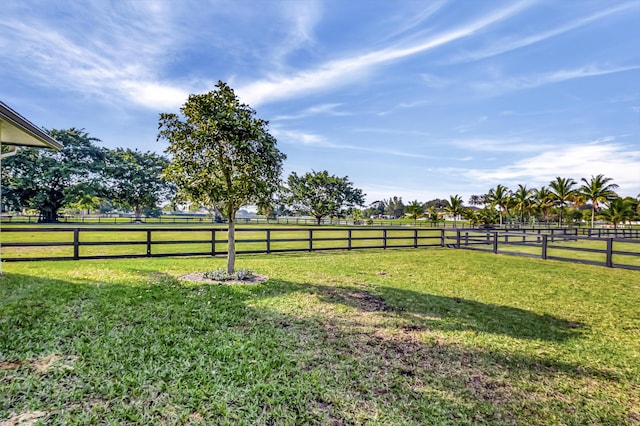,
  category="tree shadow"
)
[1,271,631,425]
